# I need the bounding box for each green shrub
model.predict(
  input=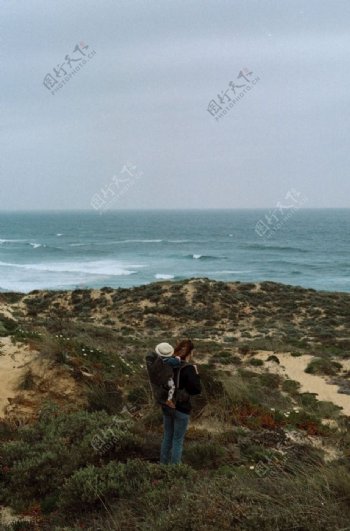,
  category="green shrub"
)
[258,372,281,389]
[211,351,240,365]
[0,314,17,337]
[305,358,342,376]
[249,358,264,367]
[296,393,341,419]
[127,385,151,408]
[40,493,60,514]
[59,460,148,510]
[87,381,123,414]
[0,321,9,336]
[1,292,23,304]
[184,442,226,469]
[144,316,162,328]
[224,336,238,343]
[267,354,280,364]
[282,379,301,394]
[0,404,141,510]
[59,459,194,512]
[239,344,250,355]
[299,392,321,409]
